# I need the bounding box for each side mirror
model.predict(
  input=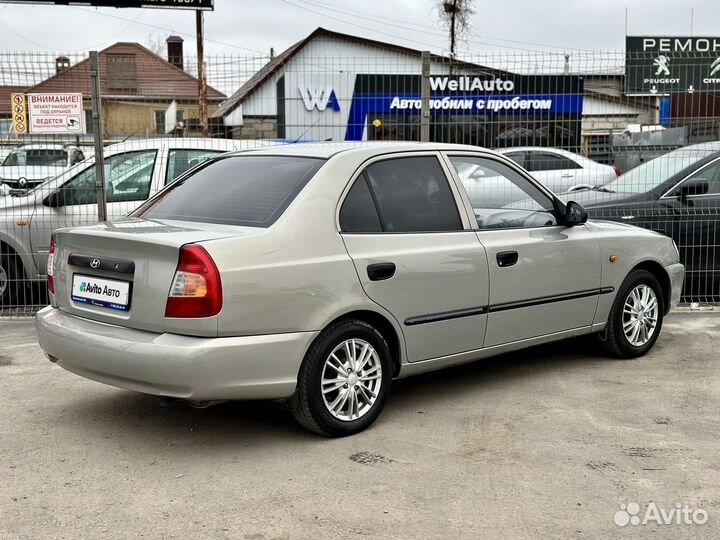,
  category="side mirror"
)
[43,190,64,208]
[565,200,588,227]
[679,179,709,202]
